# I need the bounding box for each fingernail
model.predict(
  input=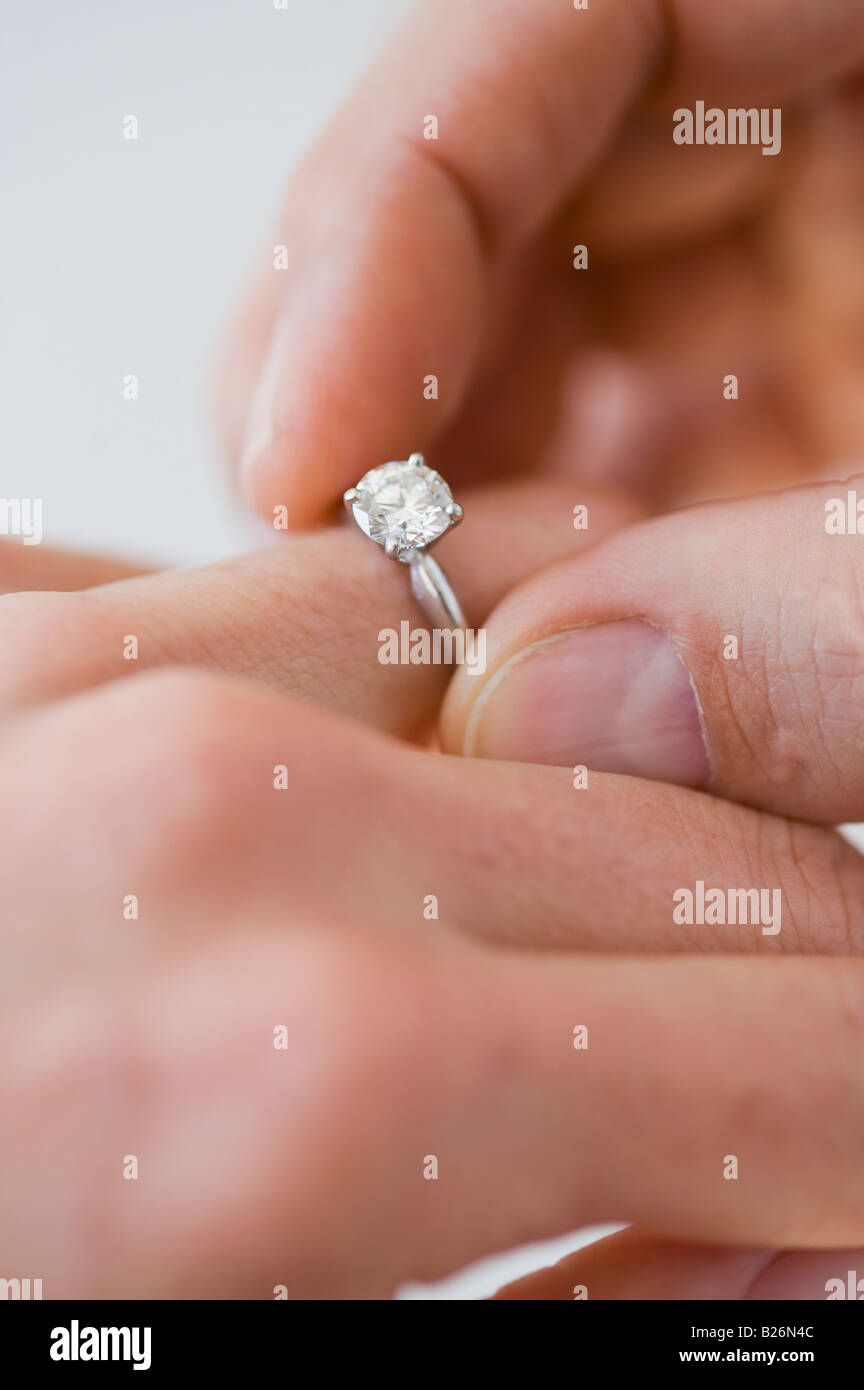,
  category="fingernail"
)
[464,621,710,785]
